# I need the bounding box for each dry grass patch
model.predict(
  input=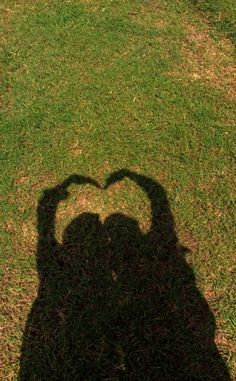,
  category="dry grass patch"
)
[215,331,236,367]
[171,24,236,100]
